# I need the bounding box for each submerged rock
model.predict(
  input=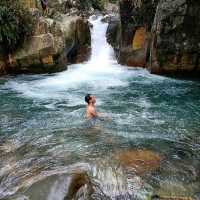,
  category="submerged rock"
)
[115,150,161,176]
